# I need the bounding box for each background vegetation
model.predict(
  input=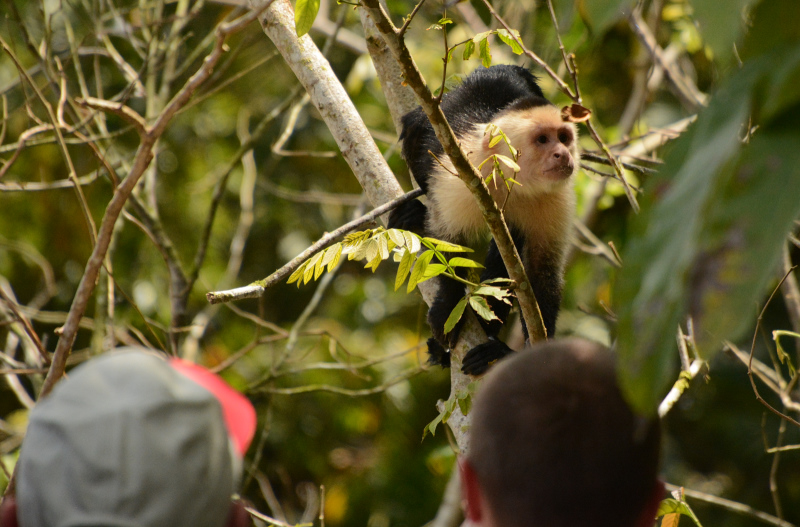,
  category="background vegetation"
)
[0,0,798,526]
